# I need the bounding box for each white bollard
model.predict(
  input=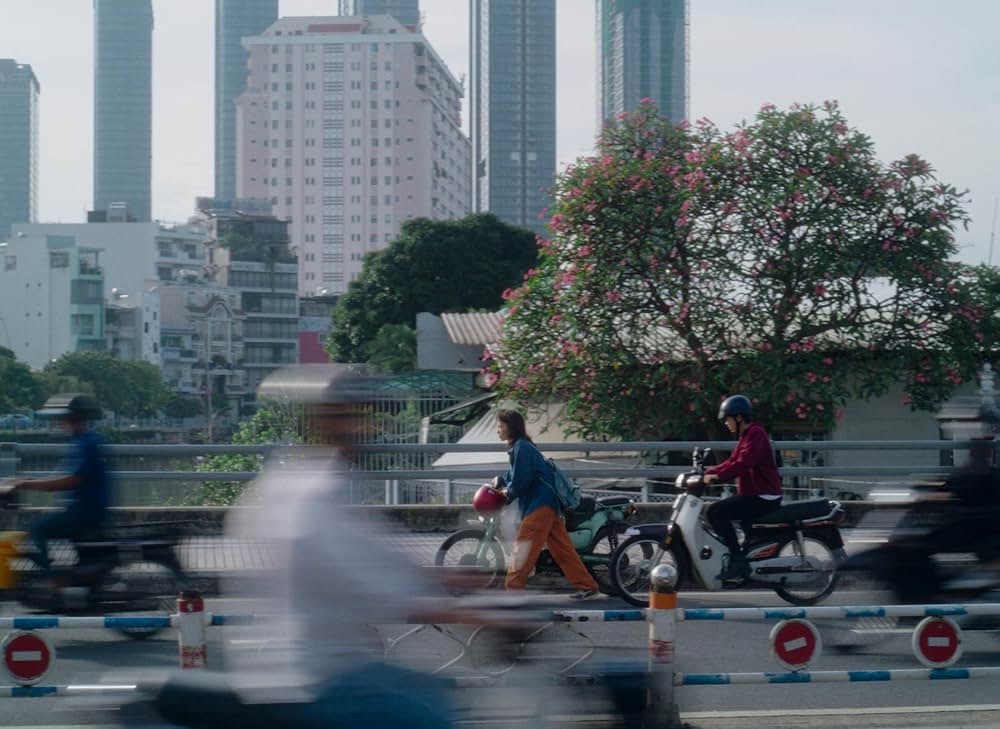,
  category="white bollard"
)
[646,564,681,729]
[177,591,207,669]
